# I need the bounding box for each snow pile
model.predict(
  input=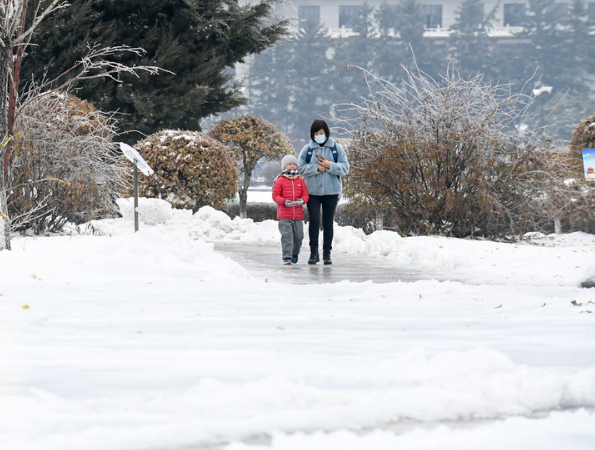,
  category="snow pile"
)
[2,198,595,450]
[116,197,173,225]
[224,409,595,450]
